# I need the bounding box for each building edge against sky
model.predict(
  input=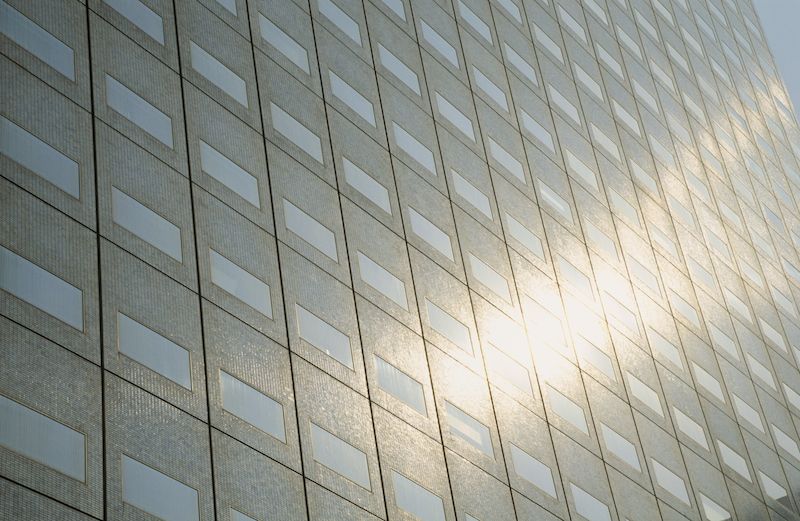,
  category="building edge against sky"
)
[3,0,800,520]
